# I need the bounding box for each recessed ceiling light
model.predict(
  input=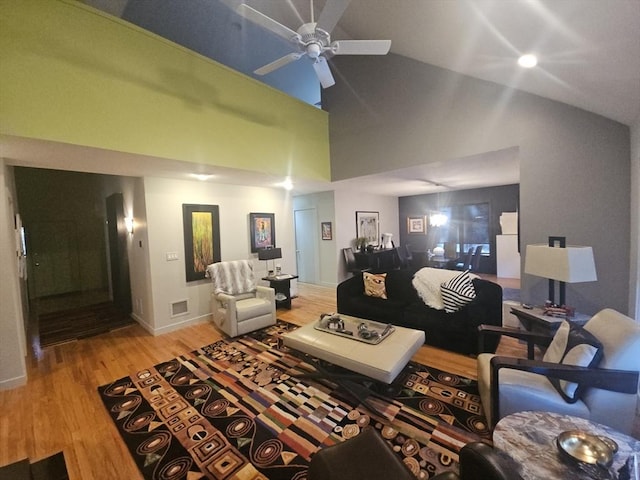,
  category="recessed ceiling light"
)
[191,174,214,181]
[518,54,538,68]
[281,178,293,191]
